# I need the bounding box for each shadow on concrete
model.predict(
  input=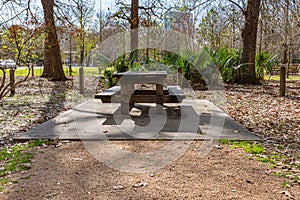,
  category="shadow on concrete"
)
[13,99,260,141]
